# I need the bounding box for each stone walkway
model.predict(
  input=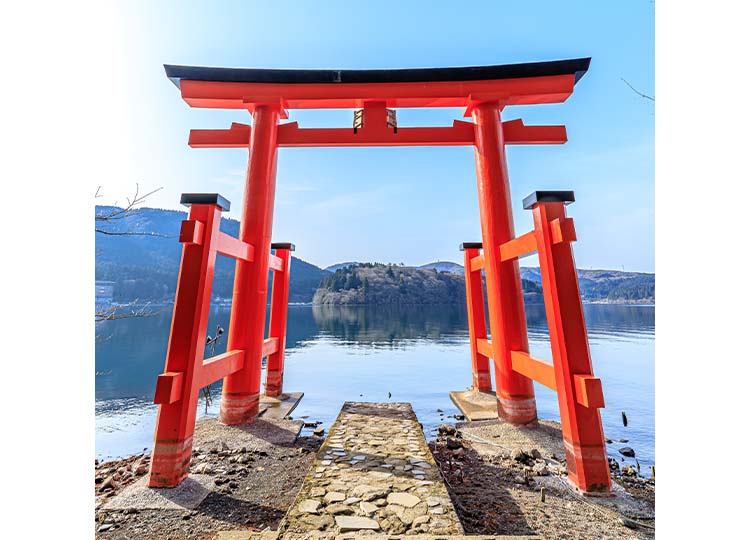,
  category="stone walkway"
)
[278,402,464,539]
